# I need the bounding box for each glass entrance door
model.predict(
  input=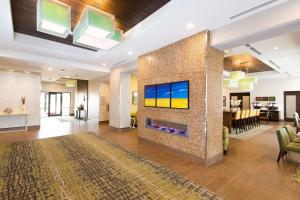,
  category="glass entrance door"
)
[48,92,62,116]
